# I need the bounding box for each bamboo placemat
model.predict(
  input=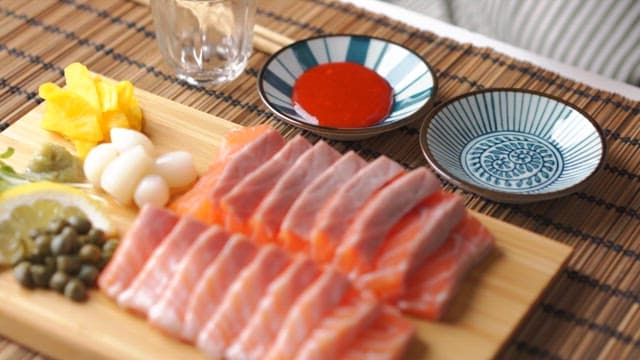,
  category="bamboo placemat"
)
[1,0,640,359]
